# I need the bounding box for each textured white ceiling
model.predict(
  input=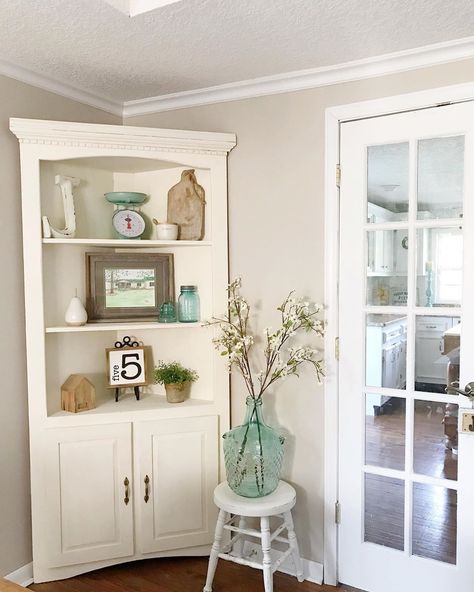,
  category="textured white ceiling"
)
[0,0,473,102]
